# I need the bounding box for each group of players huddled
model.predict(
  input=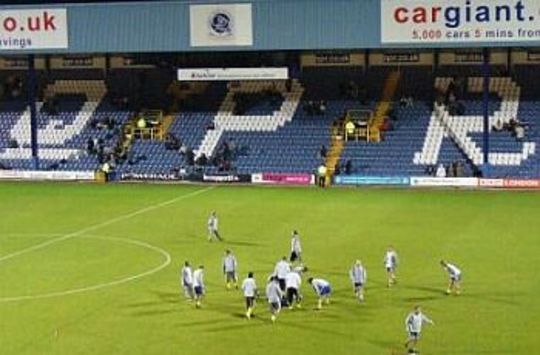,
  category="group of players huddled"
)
[181,211,463,353]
